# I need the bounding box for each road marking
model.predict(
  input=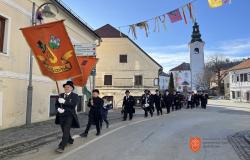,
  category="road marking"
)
[54,117,160,160]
